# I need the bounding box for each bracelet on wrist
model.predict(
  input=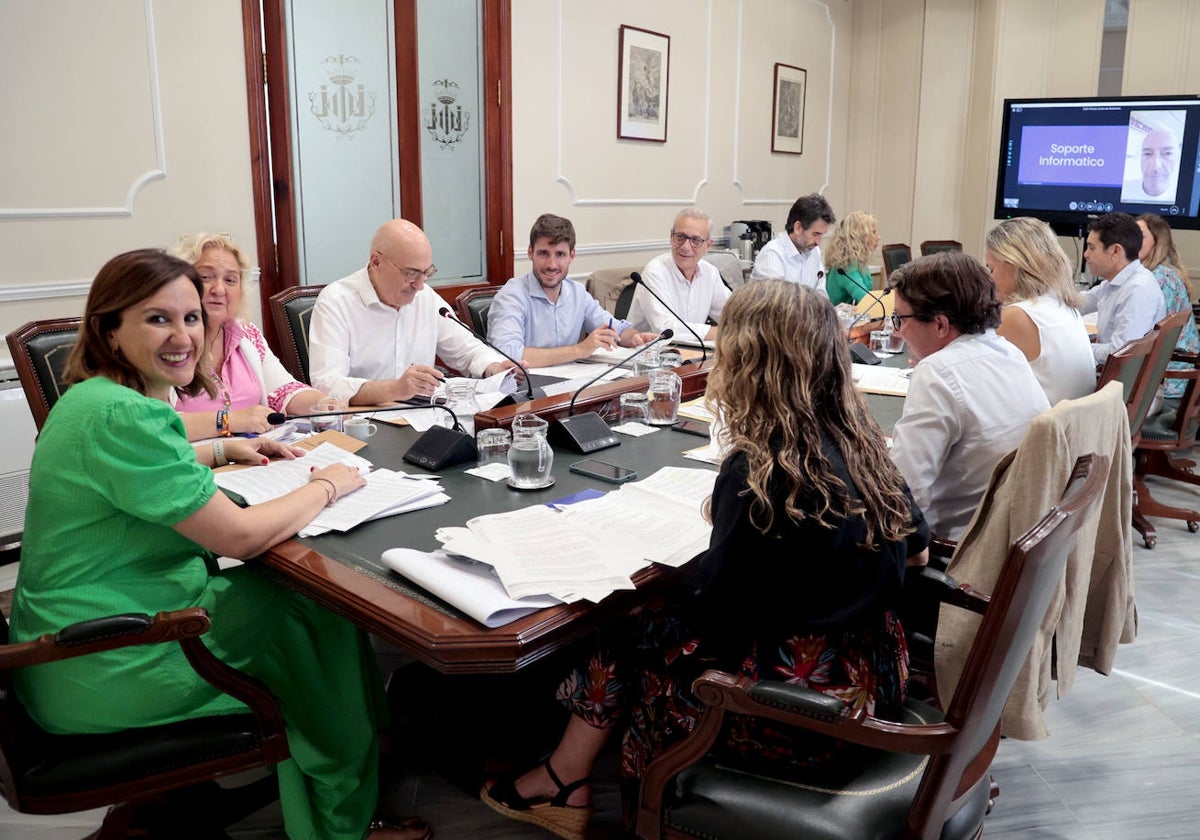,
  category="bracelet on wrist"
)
[211,439,229,468]
[309,476,338,506]
[216,408,231,437]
